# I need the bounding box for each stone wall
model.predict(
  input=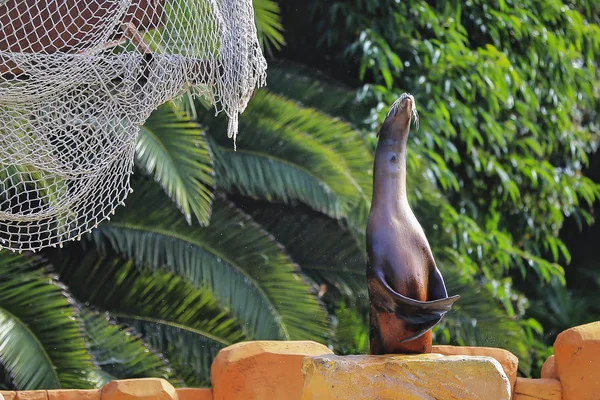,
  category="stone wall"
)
[2,322,598,400]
